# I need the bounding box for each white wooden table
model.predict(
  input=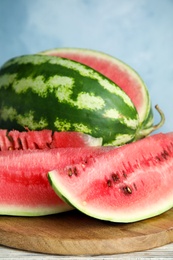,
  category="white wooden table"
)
[1,243,173,259]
